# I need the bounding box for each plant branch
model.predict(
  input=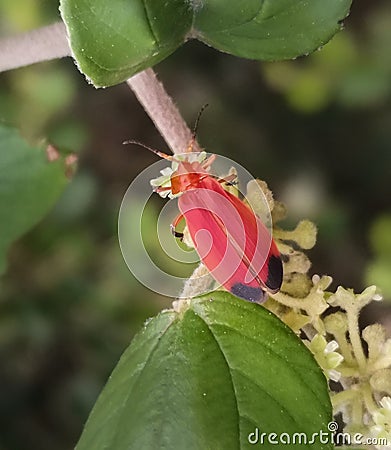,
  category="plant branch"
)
[126,69,202,155]
[0,21,70,72]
